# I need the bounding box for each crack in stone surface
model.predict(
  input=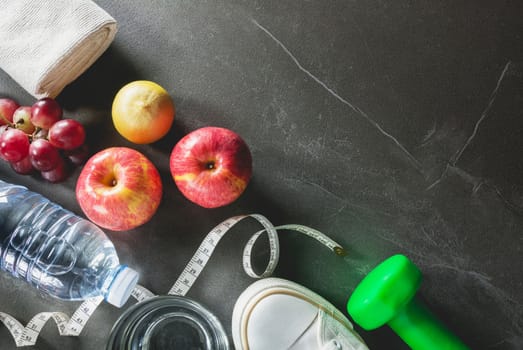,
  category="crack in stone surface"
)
[251,18,423,173]
[450,61,512,165]
[428,61,512,191]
